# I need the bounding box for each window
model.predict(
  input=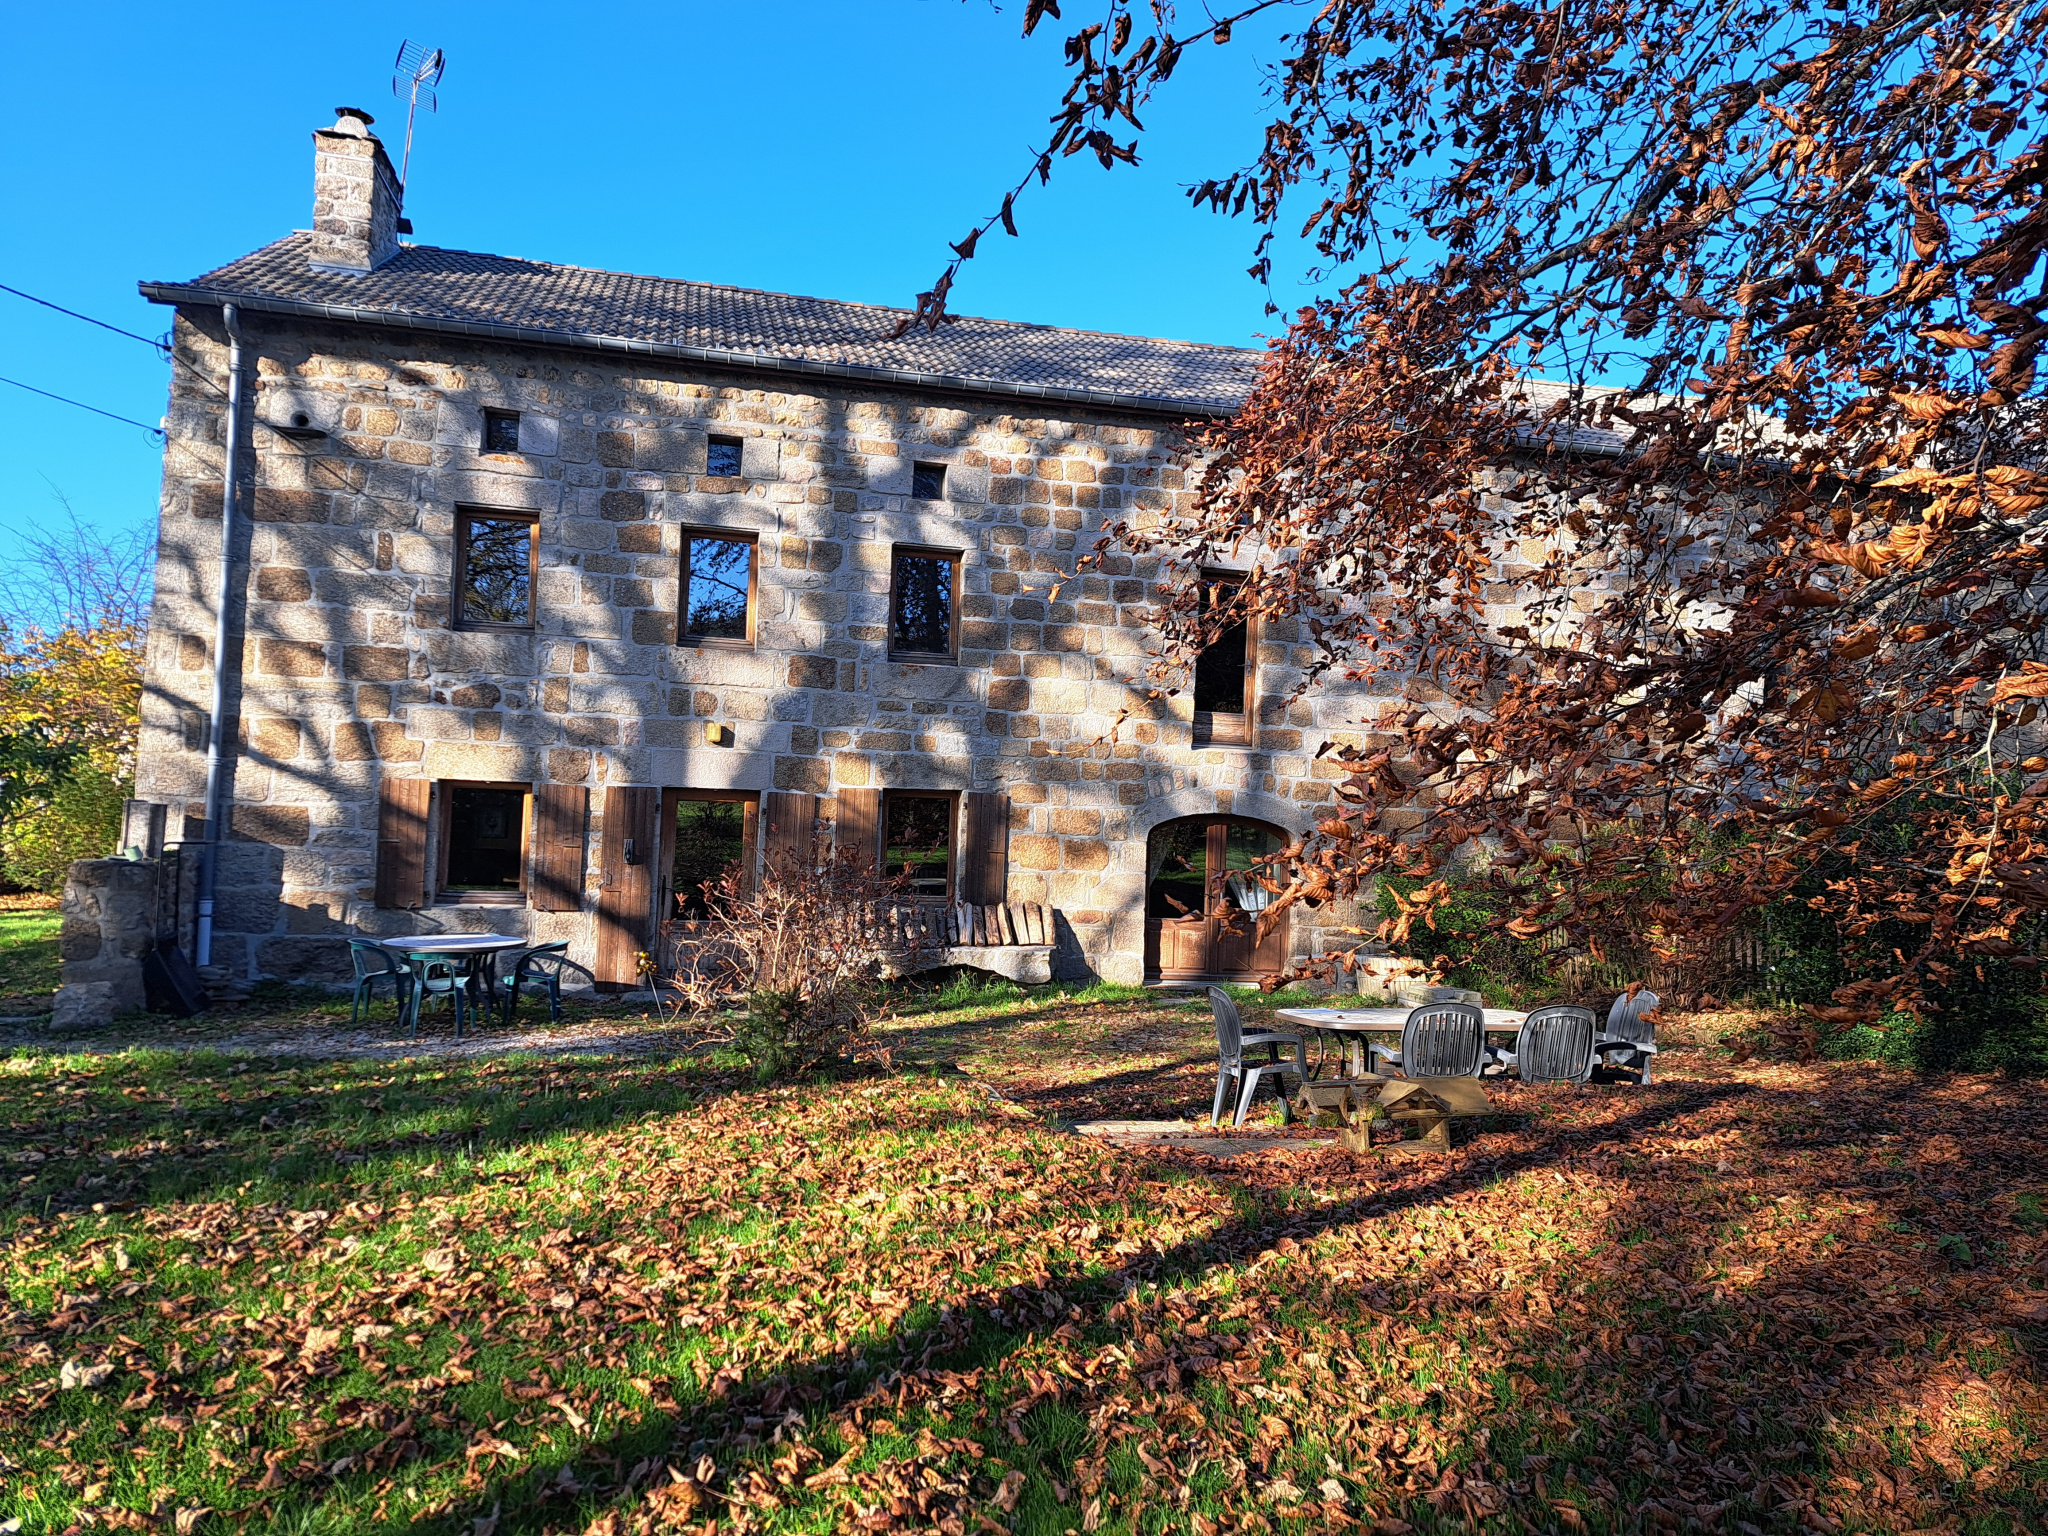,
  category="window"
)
[706,434,743,478]
[455,509,538,629]
[439,782,530,903]
[889,545,960,660]
[679,530,757,645]
[911,461,947,500]
[668,791,758,919]
[884,792,955,900]
[1191,573,1252,744]
[482,408,521,455]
